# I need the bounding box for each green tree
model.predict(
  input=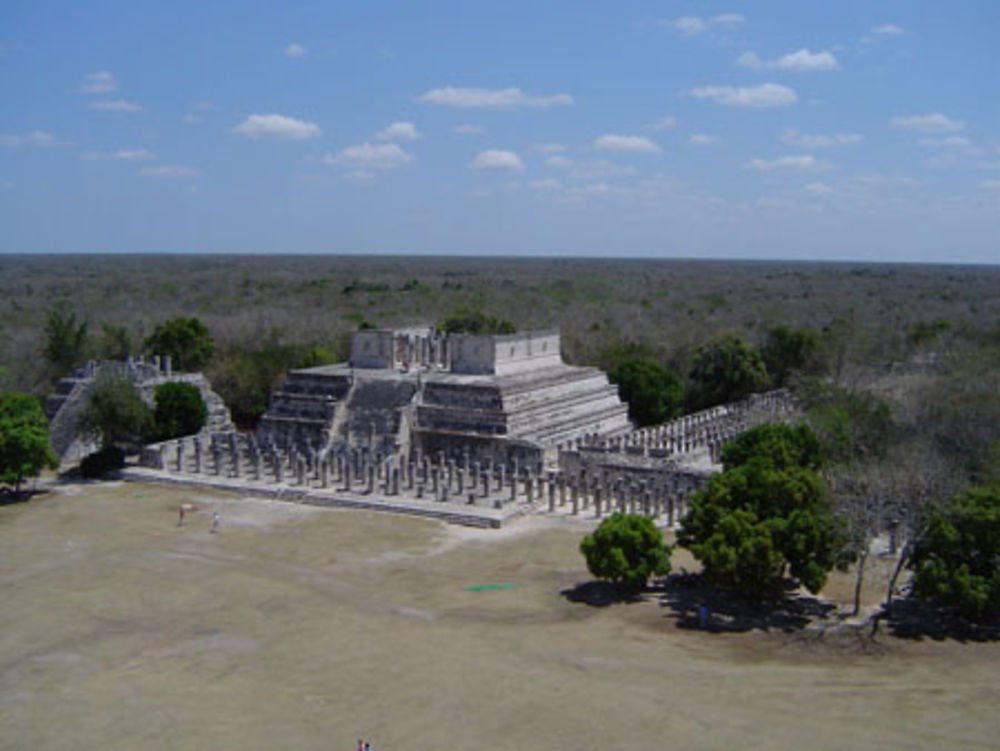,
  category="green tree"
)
[144,317,214,371]
[76,371,152,449]
[580,512,672,590]
[679,425,843,600]
[687,335,768,410]
[0,392,58,492]
[721,423,823,472]
[761,325,820,387]
[208,340,299,429]
[44,302,89,377]
[909,484,1000,620]
[151,382,207,441]
[802,384,894,464]
[609,358,683,427]
[96,323,132,361]
[439,307,516,335]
